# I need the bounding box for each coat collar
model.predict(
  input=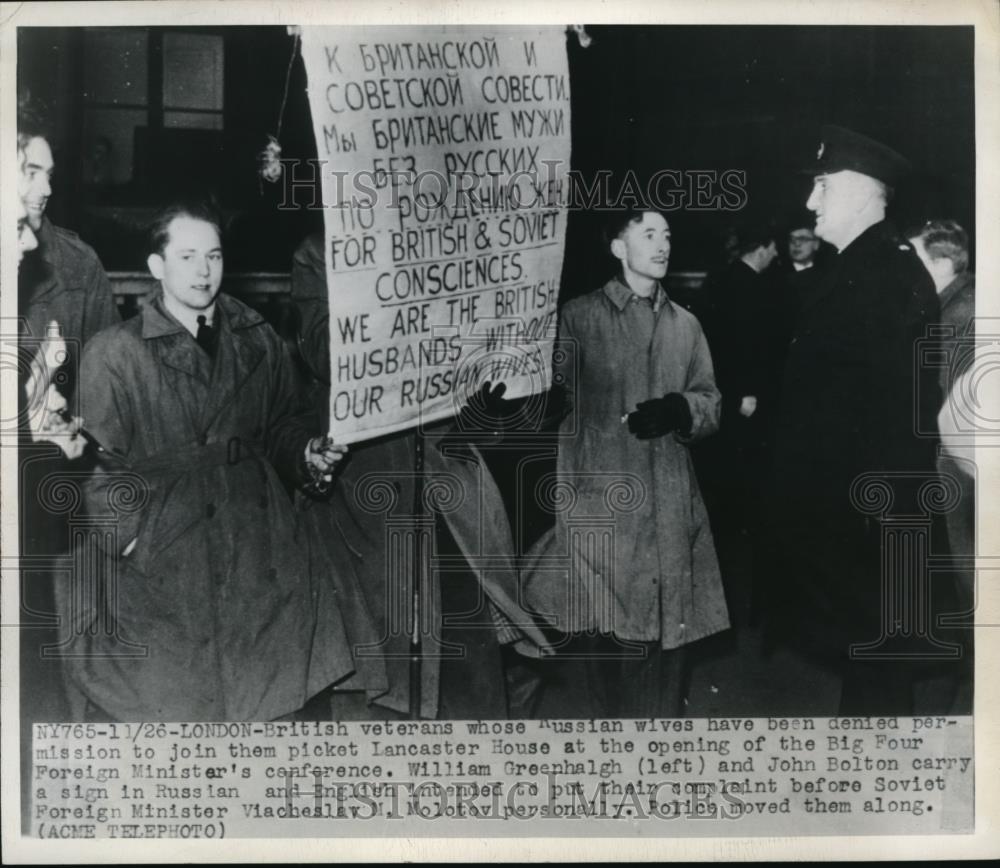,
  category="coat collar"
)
[141,292,266,393]
[140,290,264,339]
[22,217,65,303]
[602,276,671,315]
[35,217,65,273]
[938,270,974,315]
[837,219,897,262]
[800,220,896,313]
